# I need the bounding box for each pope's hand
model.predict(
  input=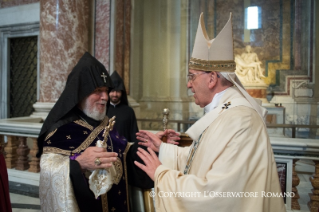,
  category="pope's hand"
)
[156,129,180,145]
[76,147,118,170]
[137,130,162,152]
[134,147,161,181]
